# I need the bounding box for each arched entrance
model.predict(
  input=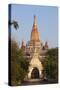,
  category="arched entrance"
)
[31,67,39,79]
